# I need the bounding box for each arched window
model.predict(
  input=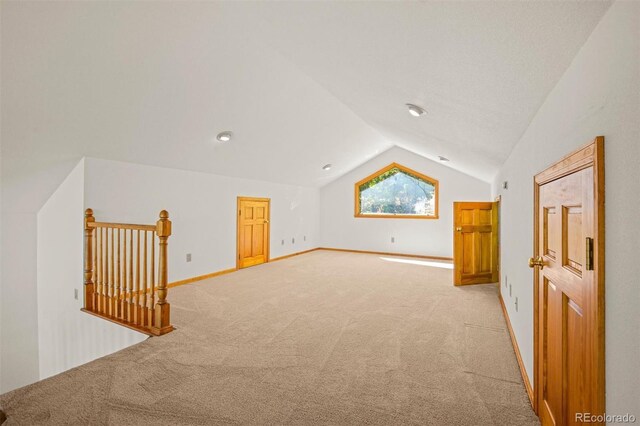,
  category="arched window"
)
[355,163,439,219]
